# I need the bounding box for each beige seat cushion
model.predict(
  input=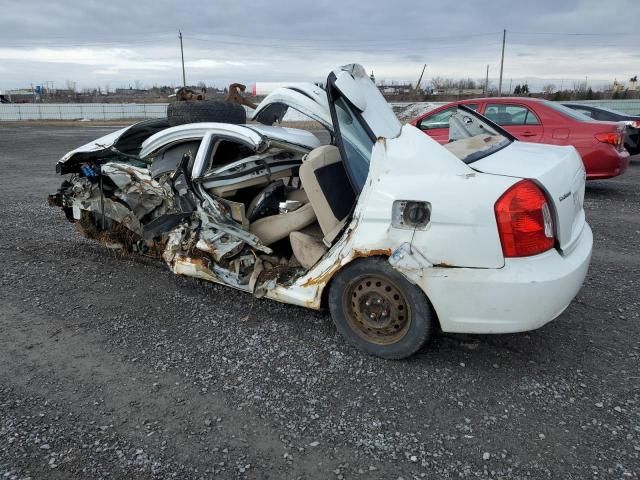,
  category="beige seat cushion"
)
[290,228,328,269]
[299,145,344,245]
[249,202,316,246]
[247,186,309,220]
[286,188,308,203]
